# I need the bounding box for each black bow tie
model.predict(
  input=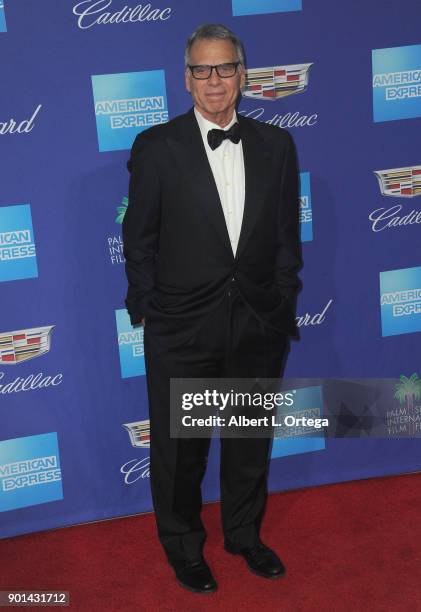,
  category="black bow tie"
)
[207,122,241,150]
